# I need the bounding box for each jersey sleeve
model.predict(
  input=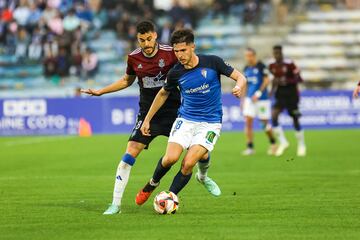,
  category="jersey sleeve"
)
[125,56,136,75]
[259,62,269,76]
[213,56,234,77]
[163,68,179,92]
